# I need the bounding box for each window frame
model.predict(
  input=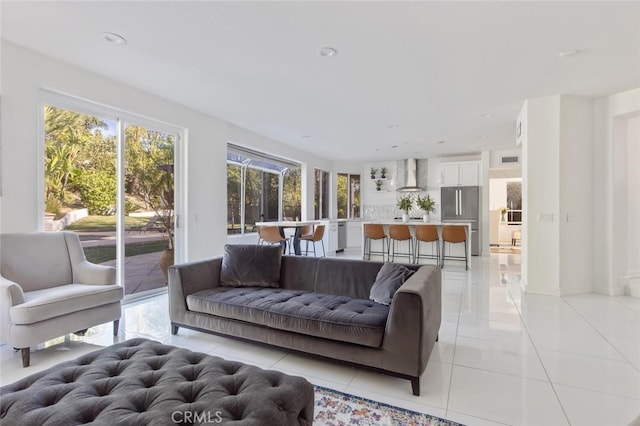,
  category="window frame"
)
[226,145,301,235]
[314,168,330,220]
